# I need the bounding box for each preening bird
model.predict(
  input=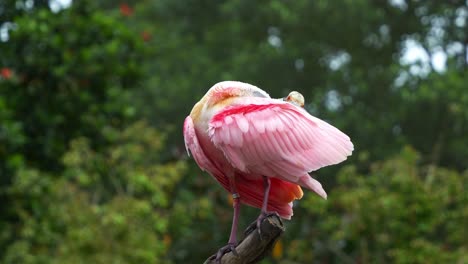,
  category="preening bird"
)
[183,81,353,260]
